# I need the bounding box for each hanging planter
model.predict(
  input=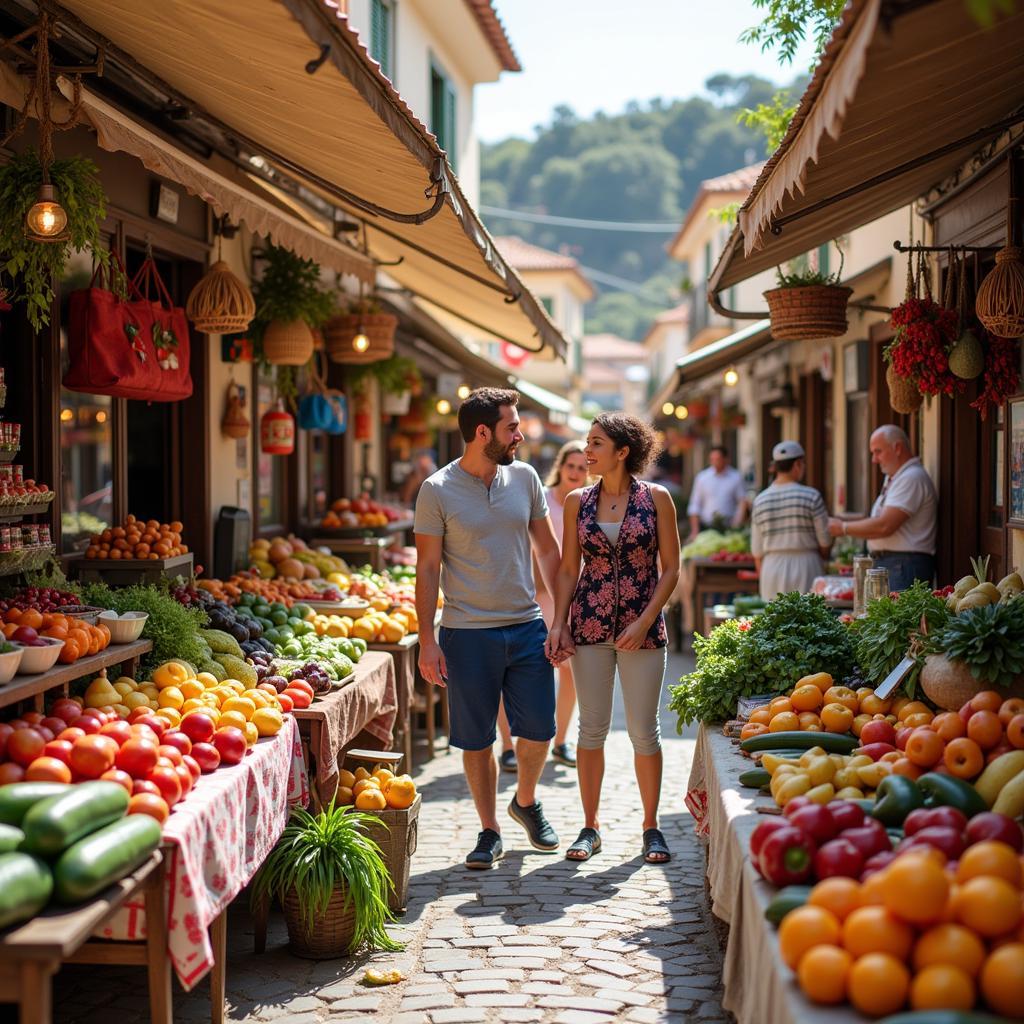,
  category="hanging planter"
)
[382,390,411,416]
[261,401,295,455]
[221,381,250,439]
[763,252,851,341]
[186,260,255,335]
[976,245,1024,339]
[262,319,314,366]
[325,301,397,365]
[886,363,923,415]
